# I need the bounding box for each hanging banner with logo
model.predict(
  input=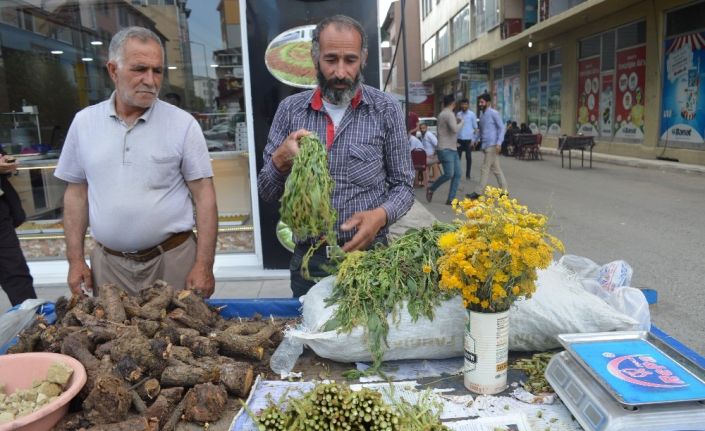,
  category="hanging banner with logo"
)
[600,73,614,137]
[577,57,600,136]
[547,67,561,136]
[614,46,646,139]
[527,71,540,134]
[660,31,705,147]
